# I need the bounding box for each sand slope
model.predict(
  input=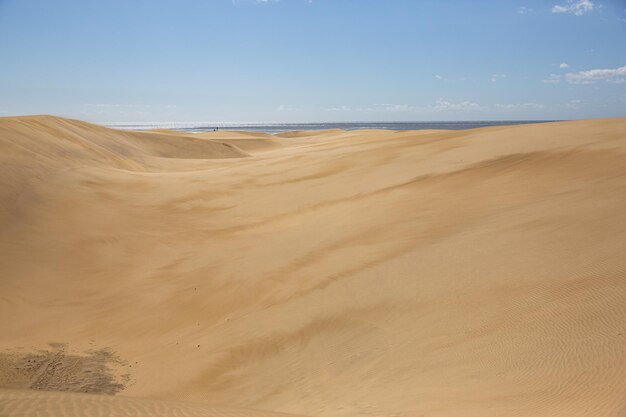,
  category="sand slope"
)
[0,389,306,417]
[1,116,626,417]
